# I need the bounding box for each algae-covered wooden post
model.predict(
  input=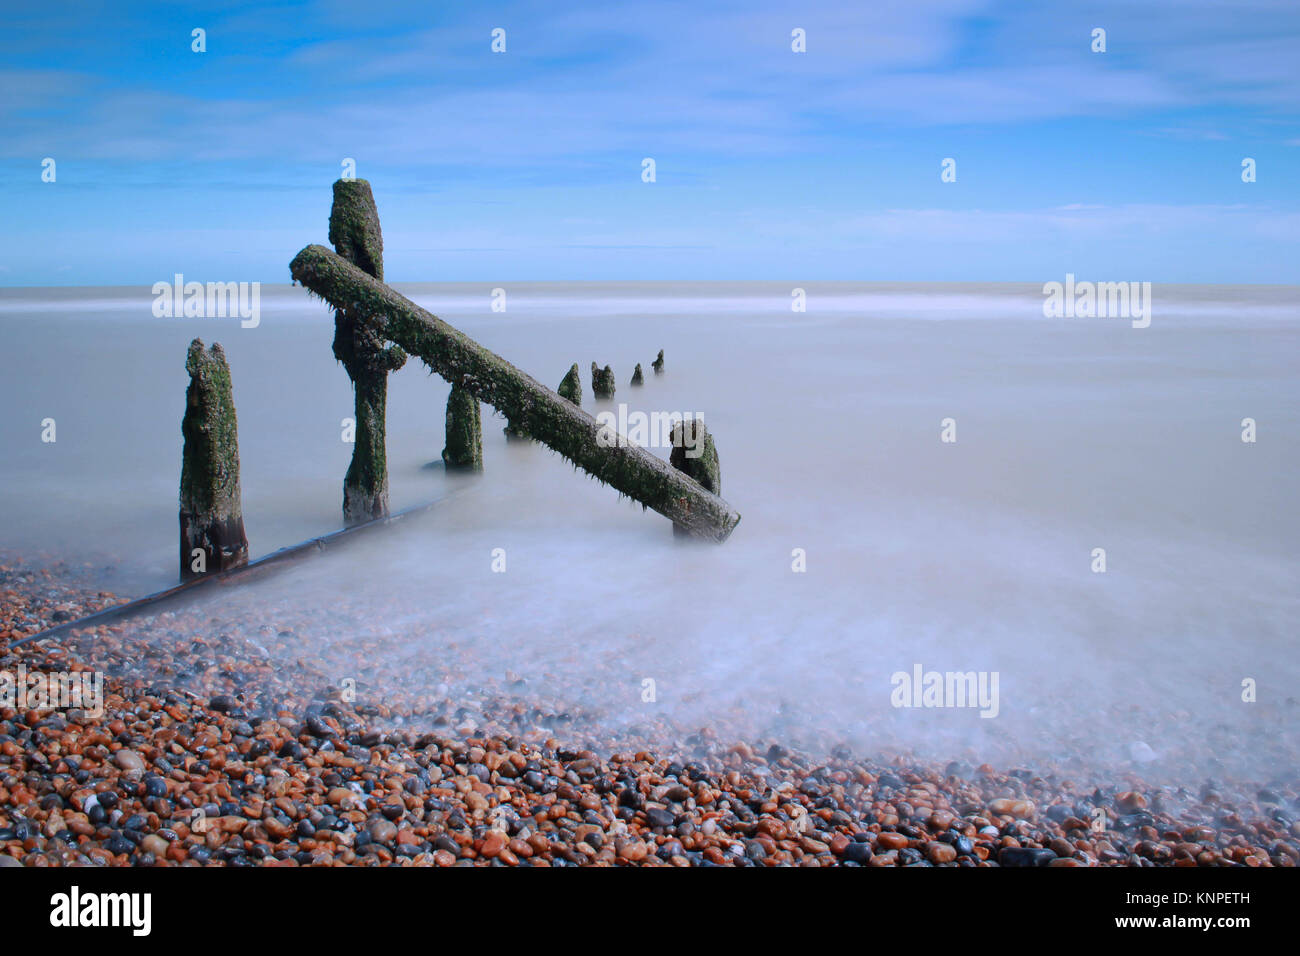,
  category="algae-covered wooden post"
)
[442,385,483,470]
[558,363,582,406]
[652,350,664,374]
[180,339,249,580]
[329,178,407,524]
[669,419,720,538]
[592,363,616,399]
[290,244,741,541]
[631,364,644,386]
